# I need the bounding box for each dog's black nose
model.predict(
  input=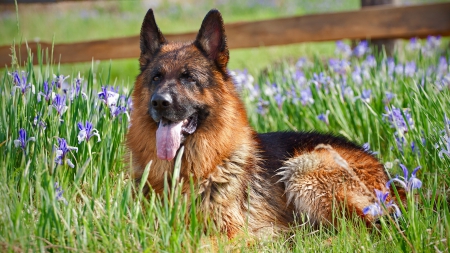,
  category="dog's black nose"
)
[151,93,173,110]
